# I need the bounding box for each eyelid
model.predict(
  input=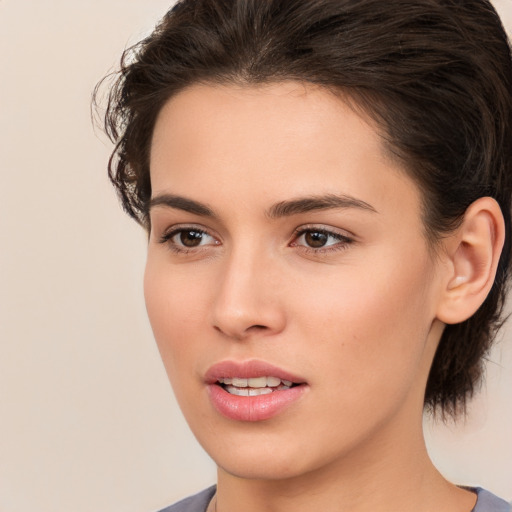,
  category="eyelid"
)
[292,224,355,239]
[158,223,220,252]
[155,222,354,255]
[158,222,213,238]
[290,224,355,252]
